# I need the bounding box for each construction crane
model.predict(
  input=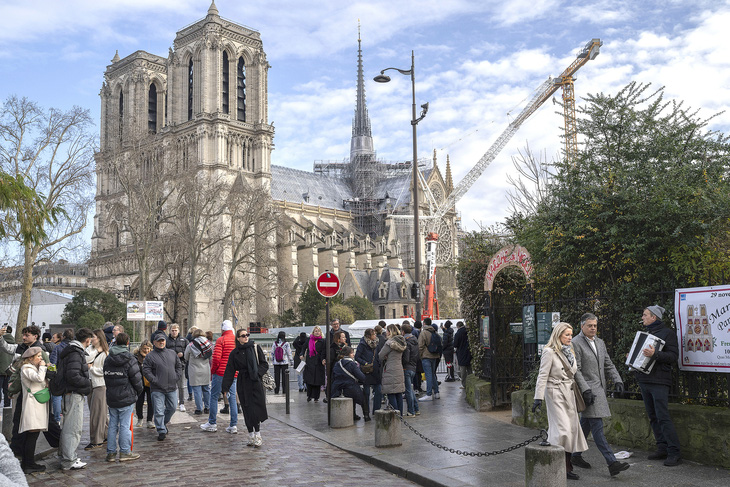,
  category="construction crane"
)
[407,38,602,318]
[422,232,440,319]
